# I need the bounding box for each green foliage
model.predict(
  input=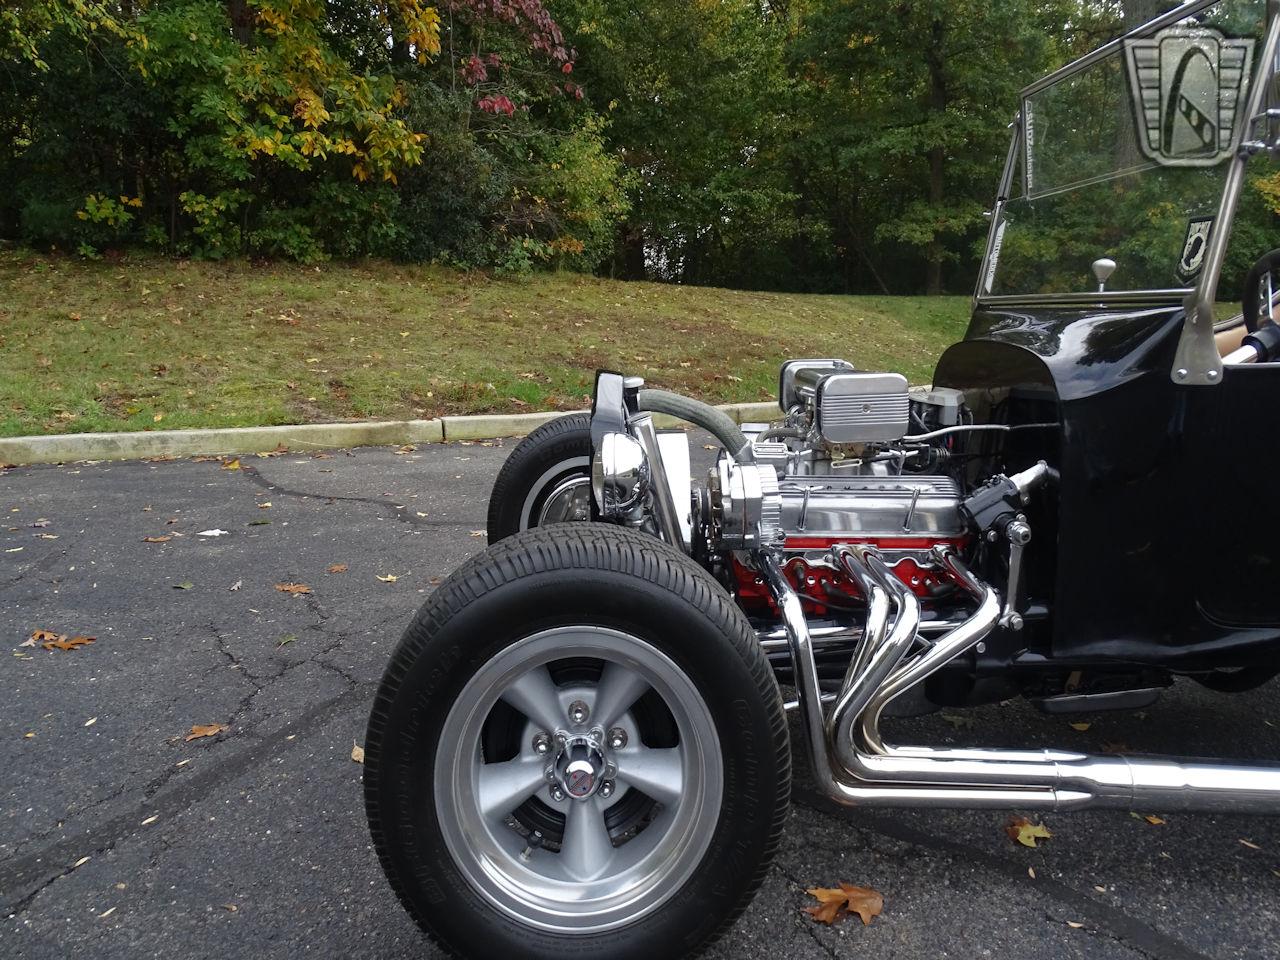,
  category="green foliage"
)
[1,0,1274,295]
